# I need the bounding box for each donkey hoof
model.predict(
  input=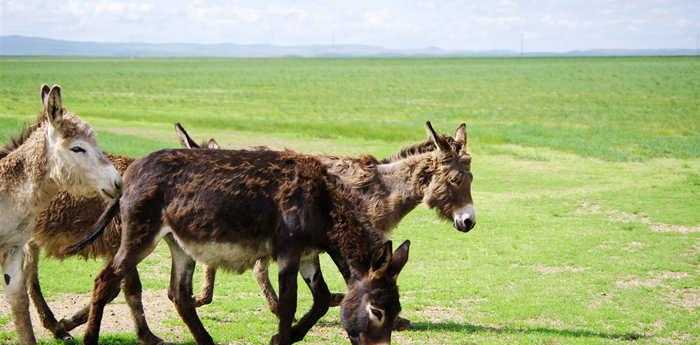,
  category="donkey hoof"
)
[139,334,165,345]
[57,332,74,343]
[53,326,74,342]
[393,316,412,331]
[269,334,281,345]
